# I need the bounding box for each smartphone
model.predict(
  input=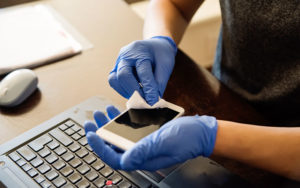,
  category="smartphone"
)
[97,102,184,151]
